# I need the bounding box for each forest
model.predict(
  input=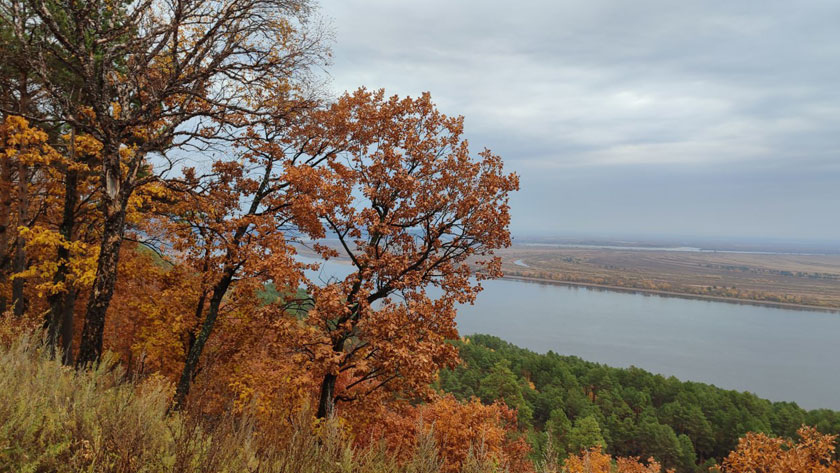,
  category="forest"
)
[1,0,839,471]
[439,334,840,472]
